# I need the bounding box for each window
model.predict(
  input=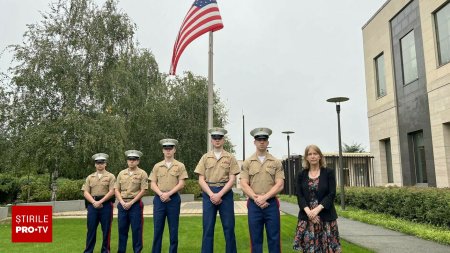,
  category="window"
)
[409,131,427,184]
[384,139,393,183]
[375,53,387,98]
[435,3,450,65]
[444,123,450,177]
[400,31,418,84]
